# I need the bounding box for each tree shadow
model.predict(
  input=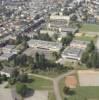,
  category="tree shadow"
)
[27,78,34,83]
[24,88,35,98]
[68,90,76,96]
